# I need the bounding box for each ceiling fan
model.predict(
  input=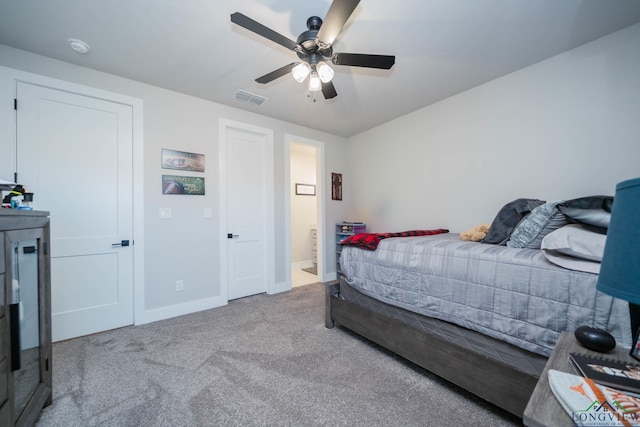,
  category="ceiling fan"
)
[230,0,395,99]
